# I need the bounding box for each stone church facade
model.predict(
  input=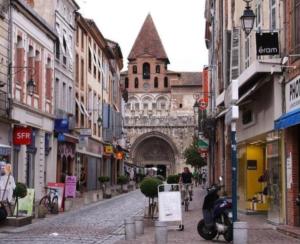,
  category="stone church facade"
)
[121,14,202,176]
